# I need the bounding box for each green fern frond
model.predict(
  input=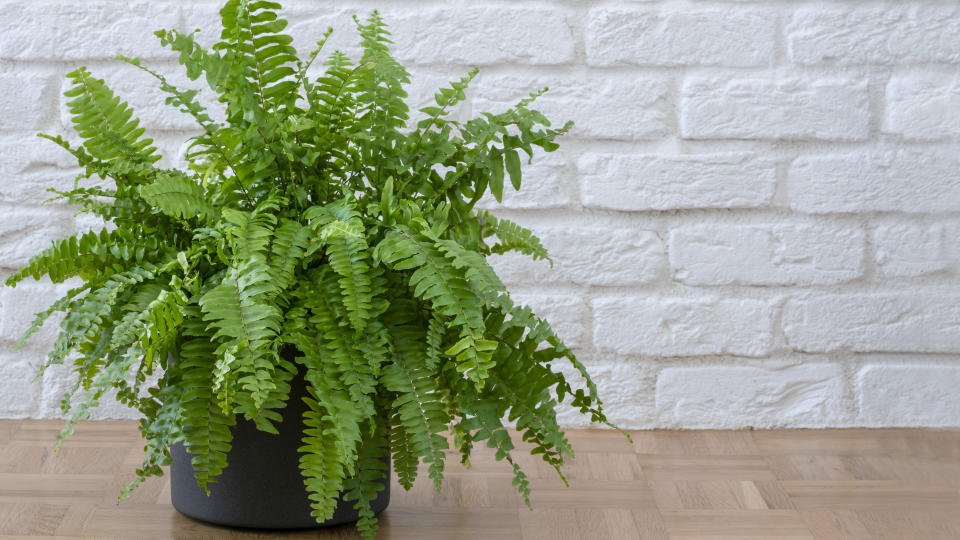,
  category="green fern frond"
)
[342,417,389,539]
[140,171,219,222]
[6,228,173,286]
[300,268,377,416]
[64,67,158,162]
[199,266,280,350]
[15,284,89,352]
[268,219,310,294]
[320,198,375,332]
[381,326,449,491]
[375,227,497,388]
[178,328,236,494]
[299,391,349,522]
[216,0,299,108]
[424,314,445,371]
[478,211,551,265]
